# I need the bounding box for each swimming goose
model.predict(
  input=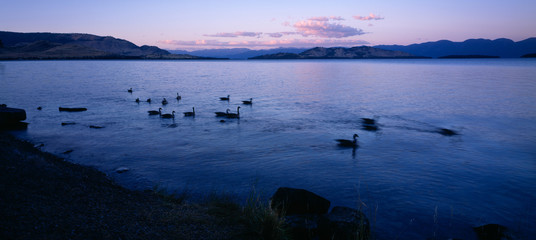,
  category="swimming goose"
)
[146,98,152,103]
[135,98,140,103]
[148,108,162,115]
[162,98,168,105]
[176,93,182,100]
[220,95,230,101]
[215,108,230,117]
[183,107,195,117]
[242,98,253,105]
[127,88,133,93]
[335,134,359,148]
[160,111,175,119]
[226,106,240,118]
